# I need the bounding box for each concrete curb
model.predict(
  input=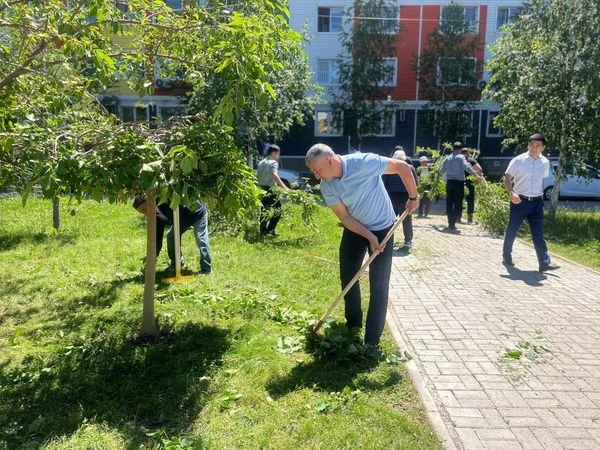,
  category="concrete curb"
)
[386,309,460,450]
